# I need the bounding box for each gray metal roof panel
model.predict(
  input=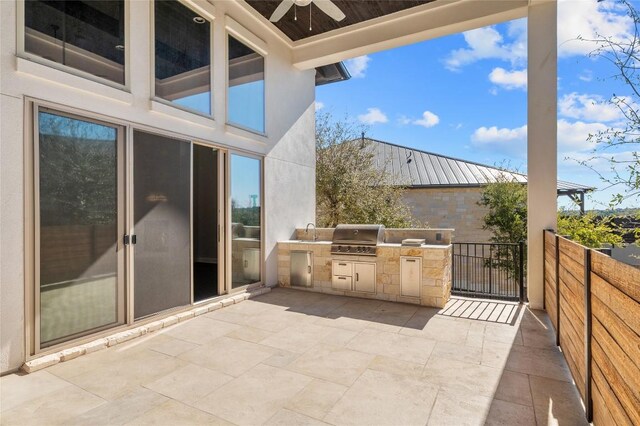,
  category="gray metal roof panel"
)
[365,138,594,193]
